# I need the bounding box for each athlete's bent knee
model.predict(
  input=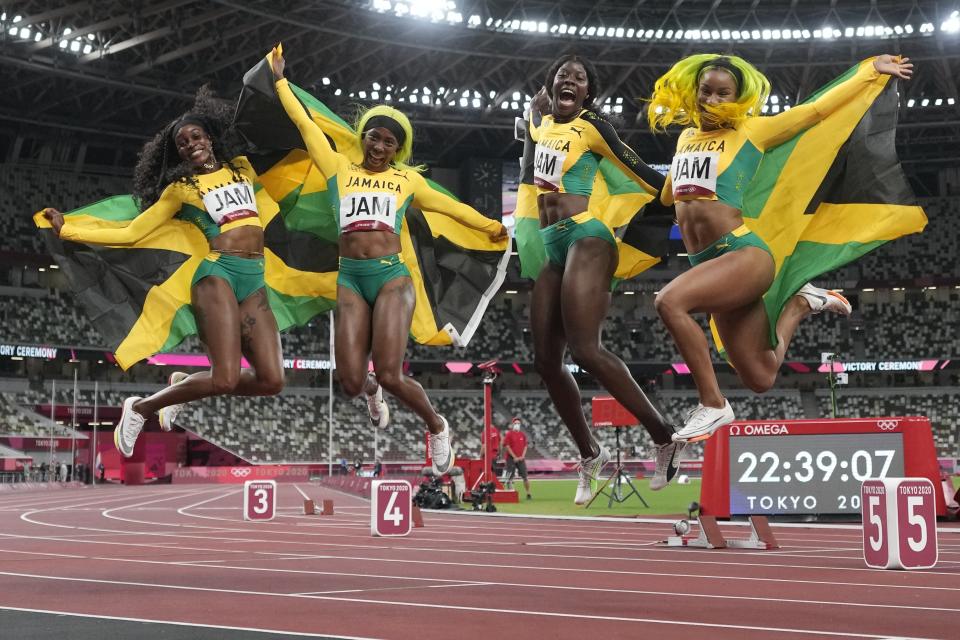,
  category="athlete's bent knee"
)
[741,370,776,394]
[258,370,285,396]
[338,373,367,398]
[654,290,685,322]
[568,343,603,372]
[375,369,404,392]
[210,370,240,395]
